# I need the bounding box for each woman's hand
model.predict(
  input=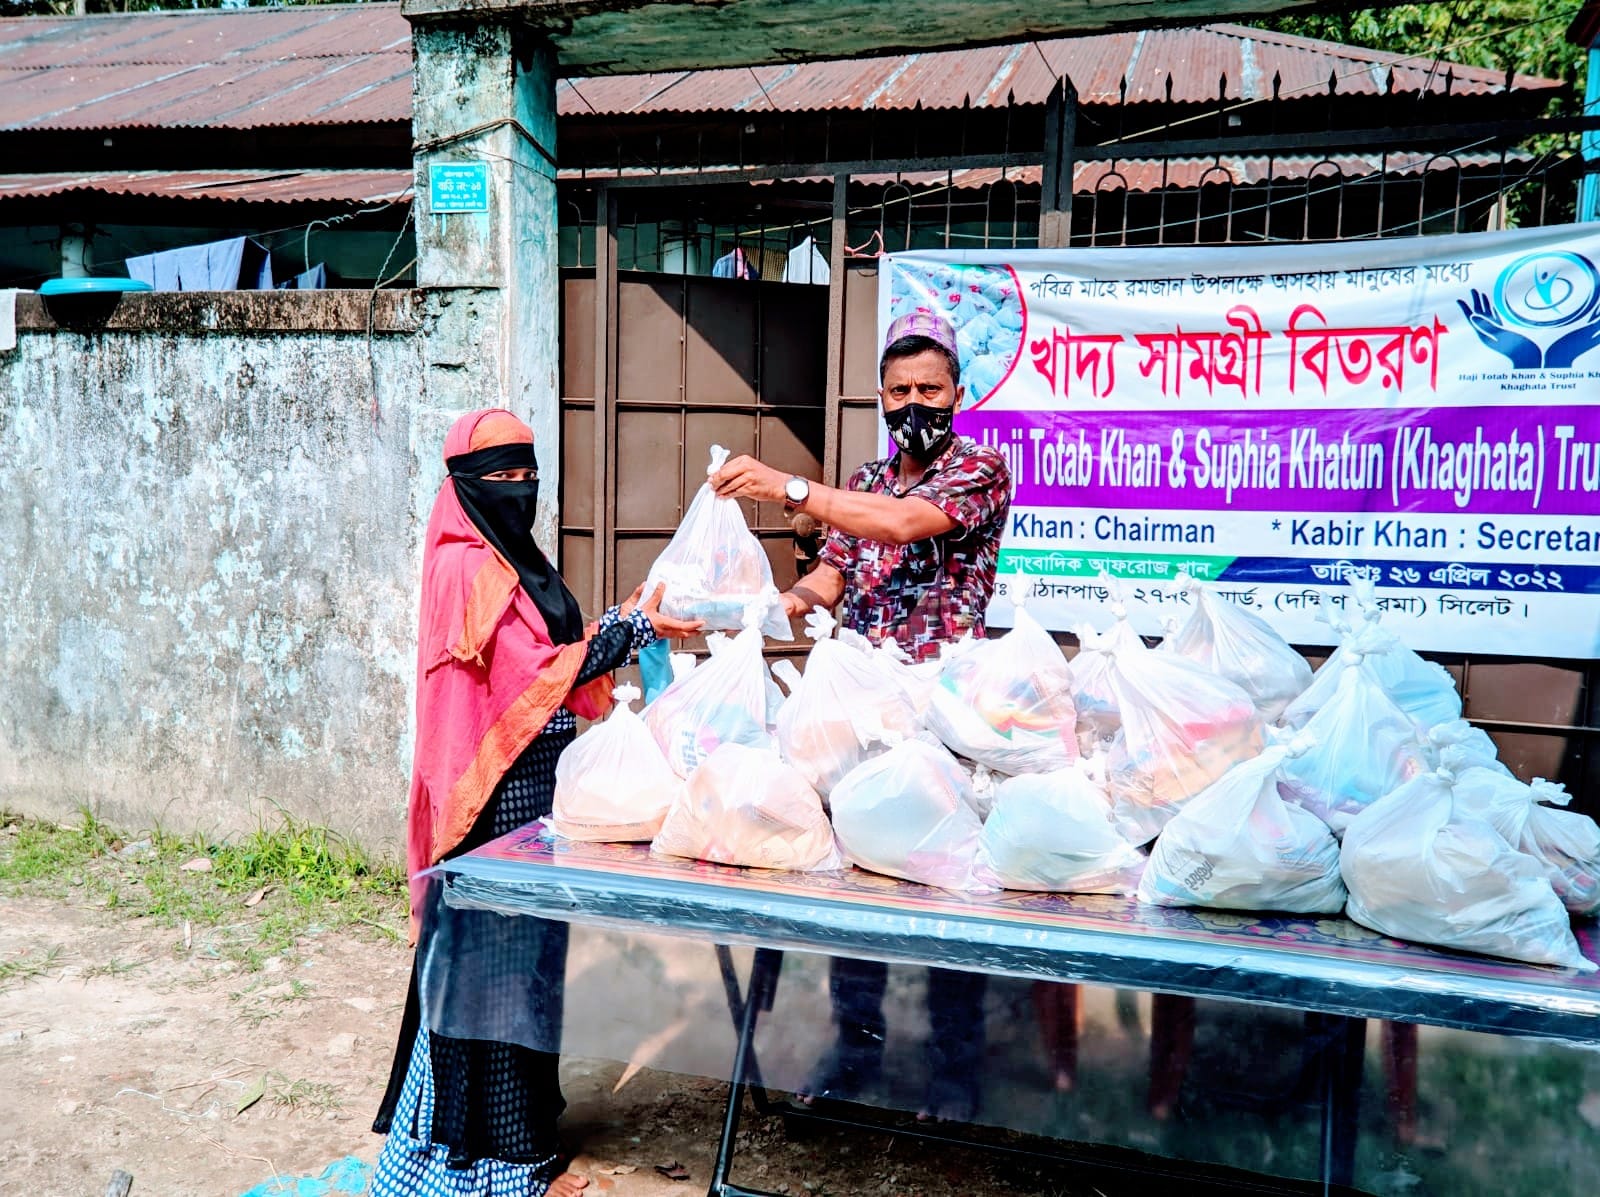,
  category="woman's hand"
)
[630,582,704,641]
